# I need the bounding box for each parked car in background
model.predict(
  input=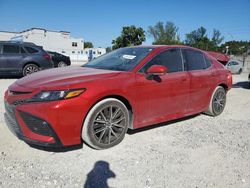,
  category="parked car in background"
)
[225,60,243,74]
[4,45,232,149]
[0,41,53,77]
[248,73,250,86]
[47,51,71,67]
